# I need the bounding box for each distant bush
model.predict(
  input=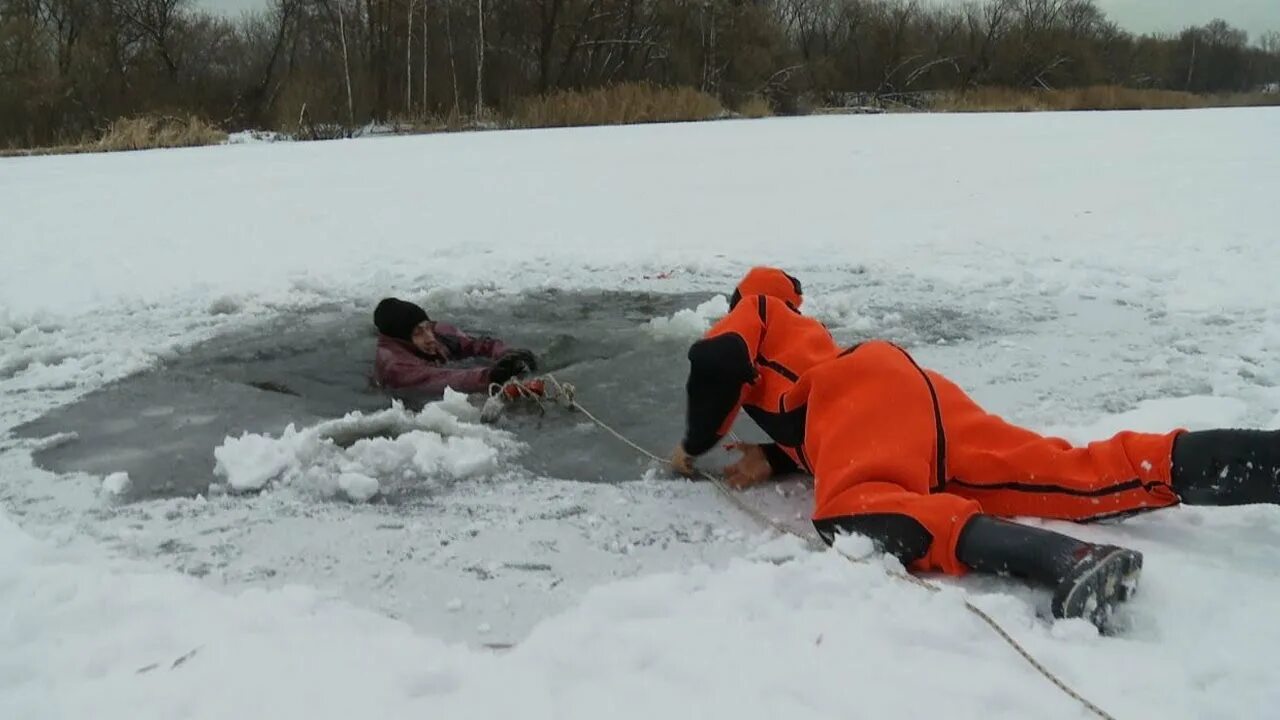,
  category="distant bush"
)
[3,0,1279,151]
[1,115,226,157]
[735,95,774,119]
[932,86,1280,113]
[512,83,724,129]
[97,116,227,152]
